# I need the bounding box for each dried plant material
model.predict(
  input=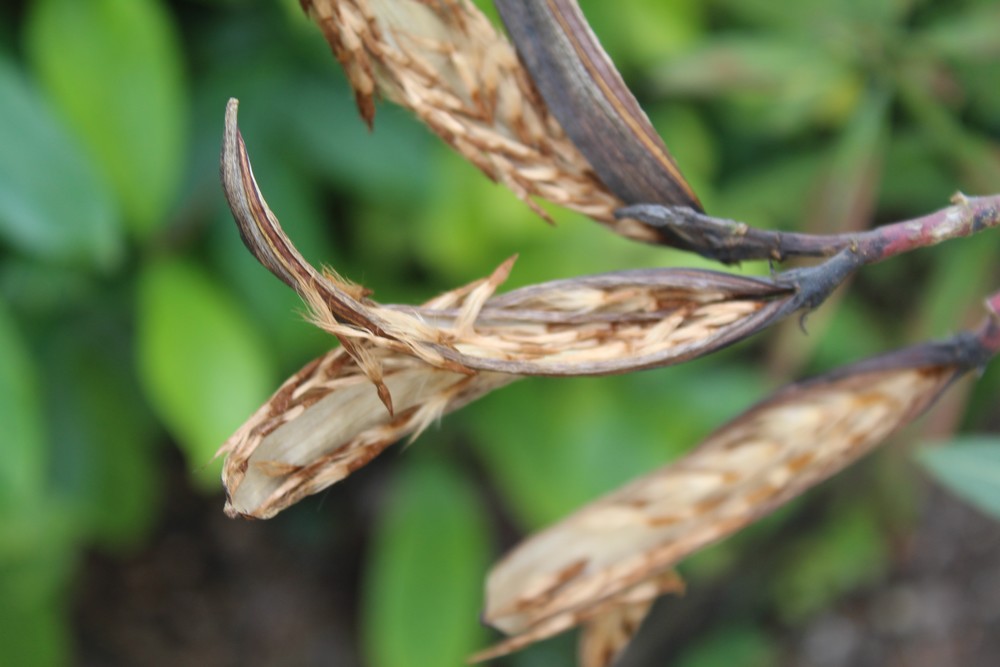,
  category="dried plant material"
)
[220,348,515,518]
[217,255,791,518]
[577,574,682,667]
[476,333,994,662]
[622,192,1000,264]
[222,98,793,381]
[493,0,701,211]
[219,98,802,519]
[218,258,788,518]
[299,0,670,241]
[415,272,786,375]
[472,569,683,665]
